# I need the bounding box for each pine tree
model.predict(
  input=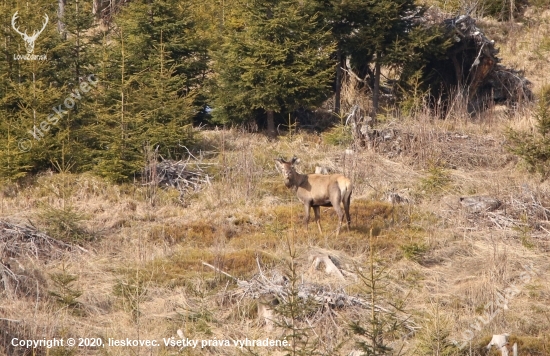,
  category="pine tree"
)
[212,0,334,137]
[48,0,103,172]
[348,0,425,118]
[350,231,410,355]
[309,0,372,115]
